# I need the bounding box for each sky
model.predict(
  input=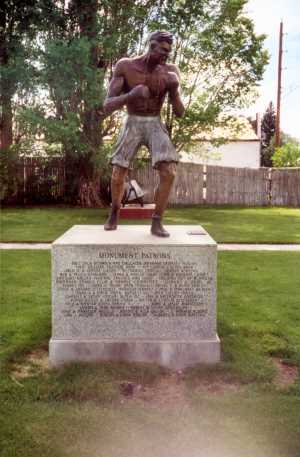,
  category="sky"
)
[244,0,300,139]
